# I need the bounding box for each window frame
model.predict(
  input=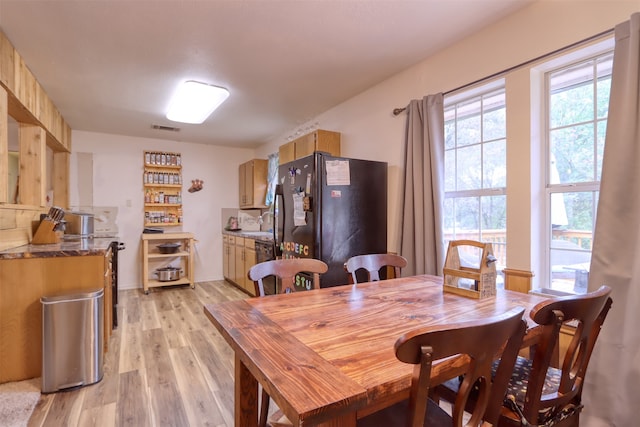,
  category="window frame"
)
[443,80,507,273]
[538,42,614,294]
